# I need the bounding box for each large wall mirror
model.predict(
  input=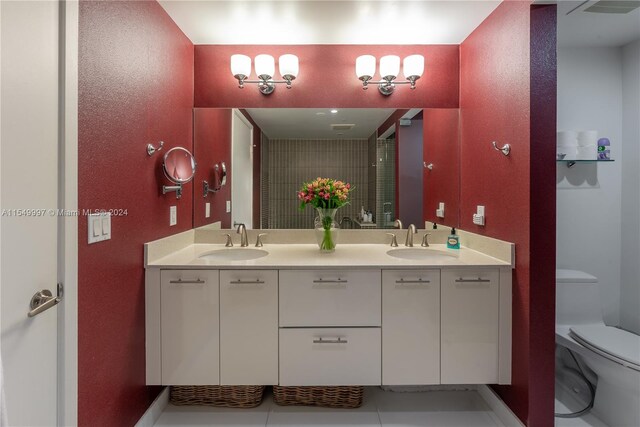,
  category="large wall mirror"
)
[193,108,460,230]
